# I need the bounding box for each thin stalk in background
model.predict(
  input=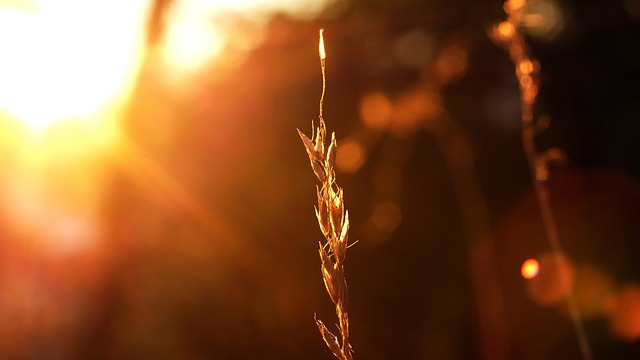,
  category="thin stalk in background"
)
[491,1,592,359]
